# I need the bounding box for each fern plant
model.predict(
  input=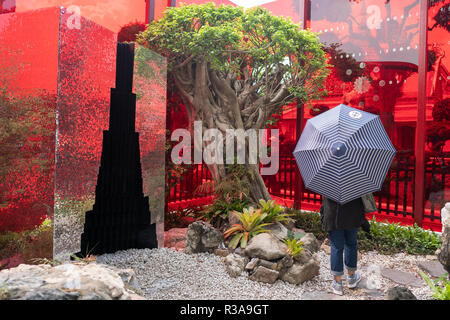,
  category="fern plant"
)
[223,207,271,249]
[419,270,450,300]
[258,199,293,224]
